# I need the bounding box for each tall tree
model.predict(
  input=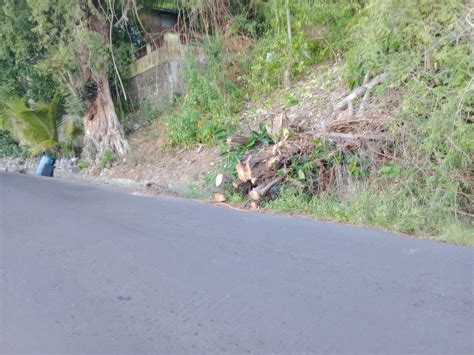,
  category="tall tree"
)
[27,0,131,160]
[0,0,57,102]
